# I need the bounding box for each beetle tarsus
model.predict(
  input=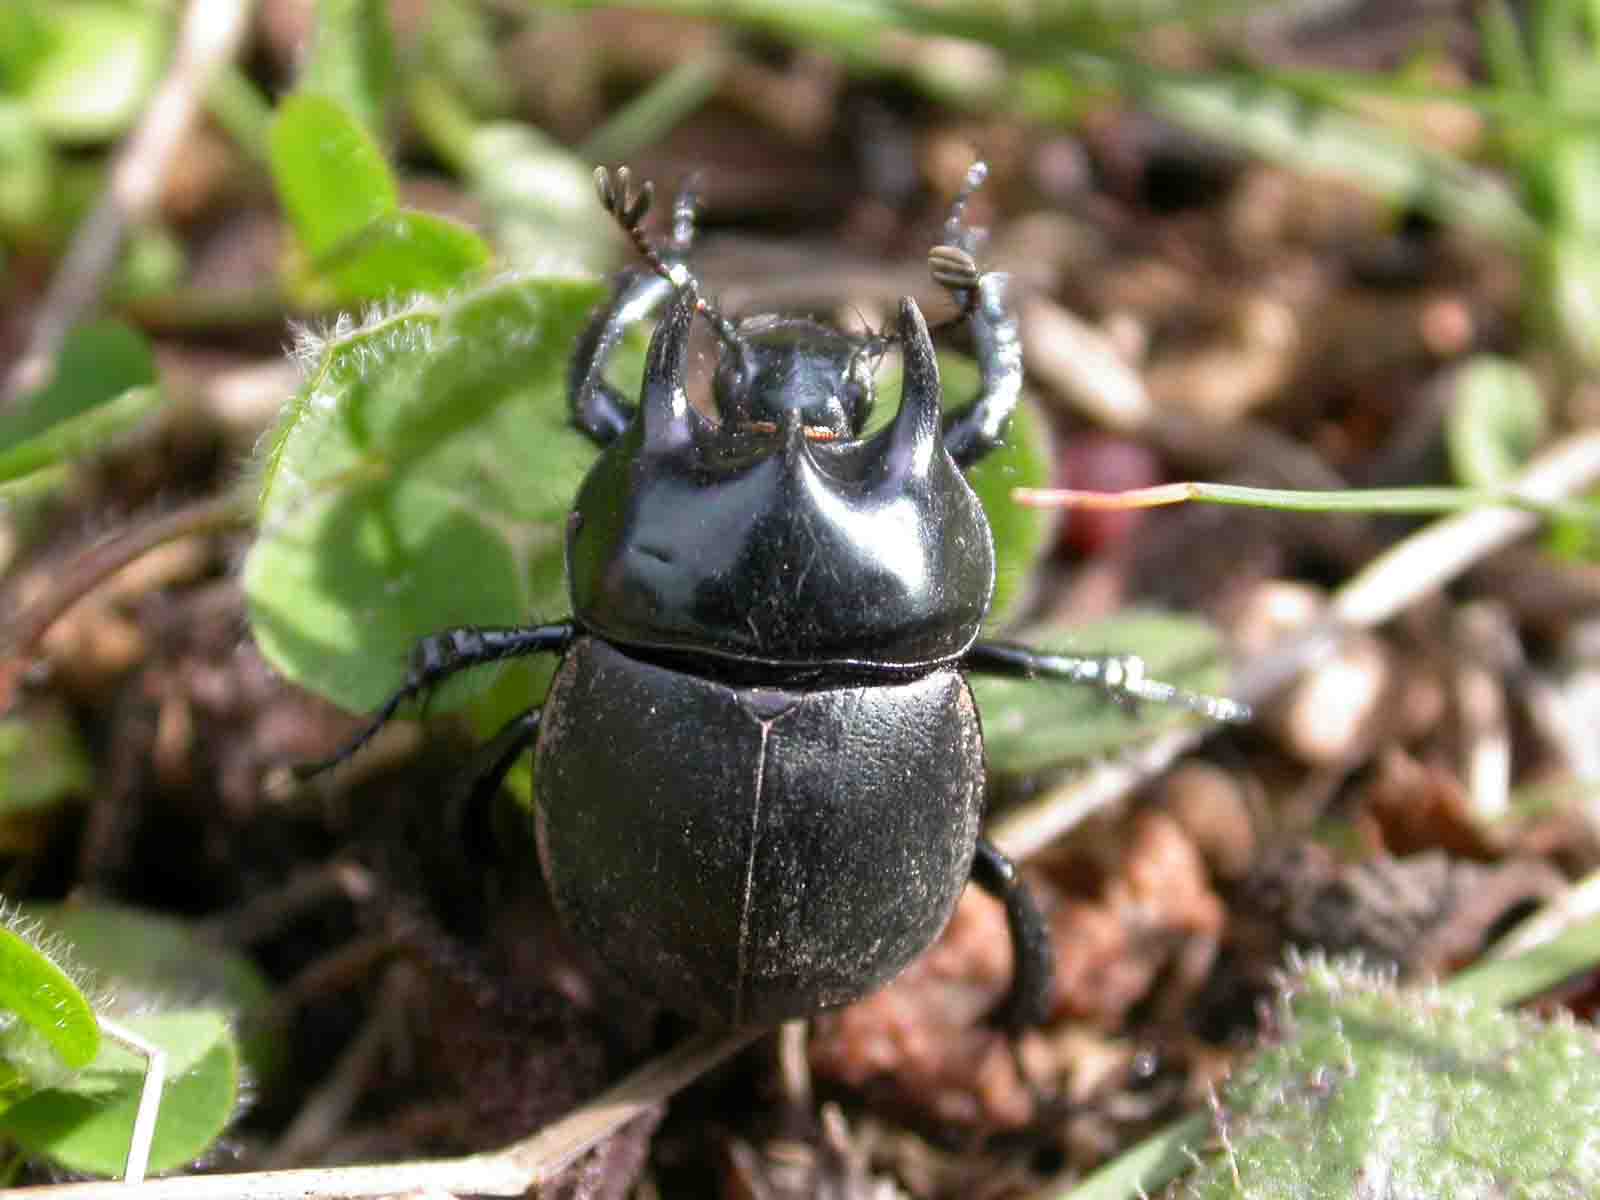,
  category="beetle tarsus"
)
[572,168,708,447]
[942,159,989,255]
[294,690,408,780]
[295,624,574,780]
[972,838,1054,1030]
[595,163,741,352]
[669,173,702,252]
[962,641,1252,724]
[594,164,654,230]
